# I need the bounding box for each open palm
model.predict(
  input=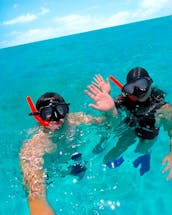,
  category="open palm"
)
[92,74,111,94]
[85,85,115,111]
